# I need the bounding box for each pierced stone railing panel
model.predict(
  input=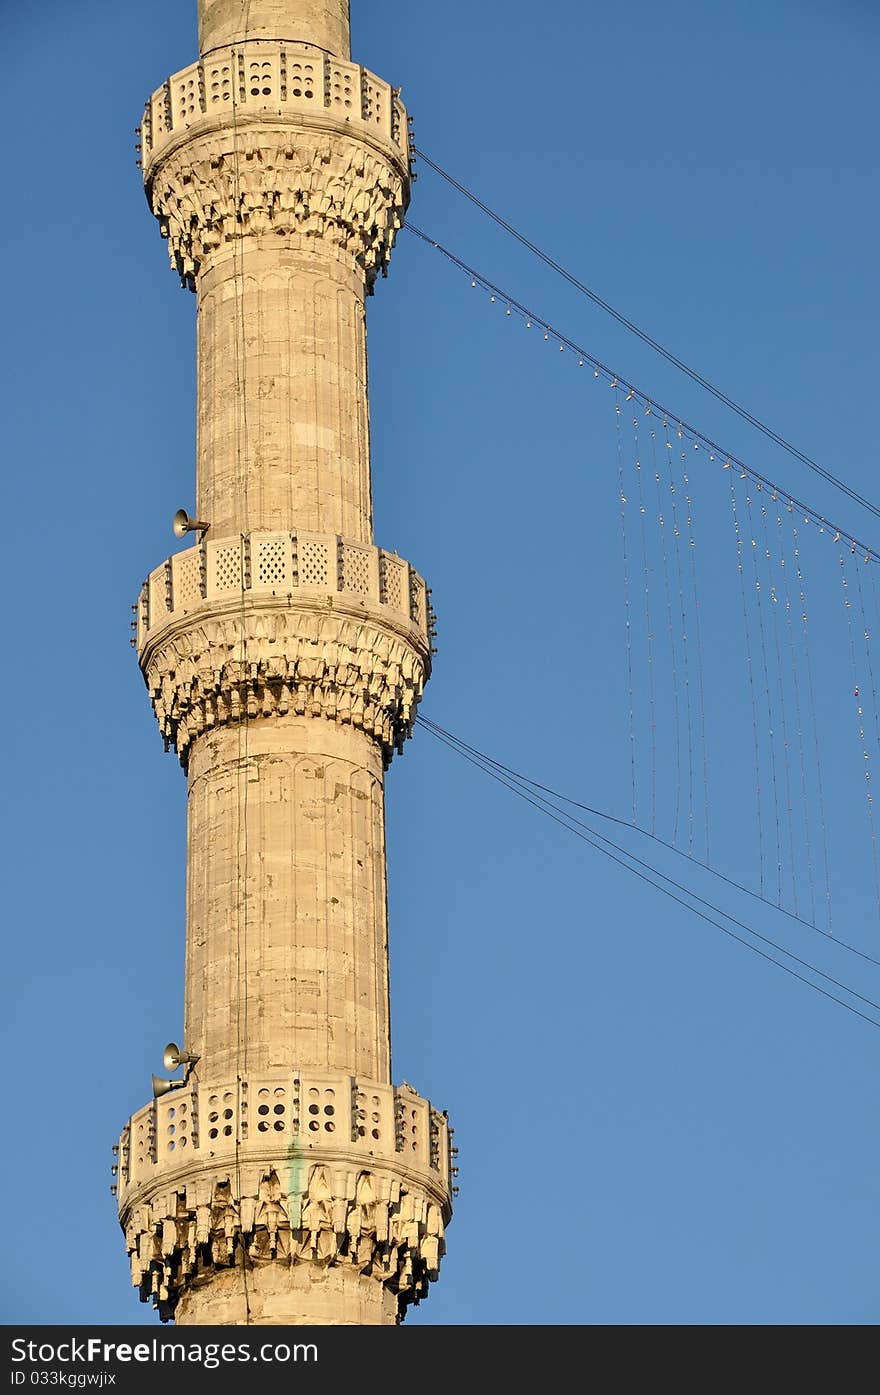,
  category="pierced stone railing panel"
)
[115,1069,452,1321]
[142,42,410,170]
[119,1071,450,1204]
[136,532,427,649]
